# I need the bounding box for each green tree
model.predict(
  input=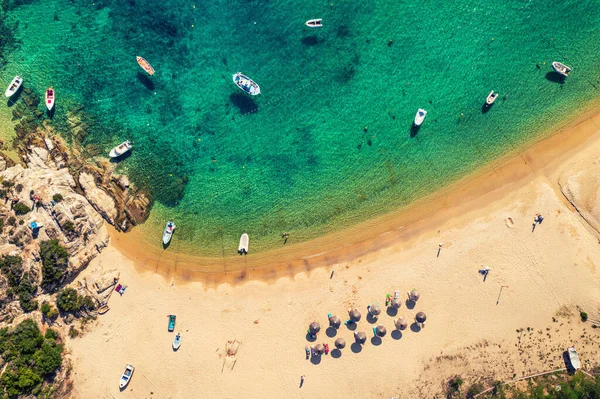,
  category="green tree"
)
[40,240,69,289]
[12,202,31,215]
[56,288,80,312]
